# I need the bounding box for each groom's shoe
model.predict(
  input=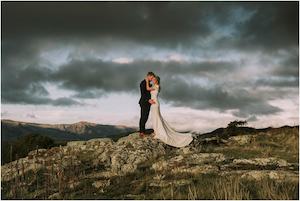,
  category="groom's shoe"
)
[139,132,145,138]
